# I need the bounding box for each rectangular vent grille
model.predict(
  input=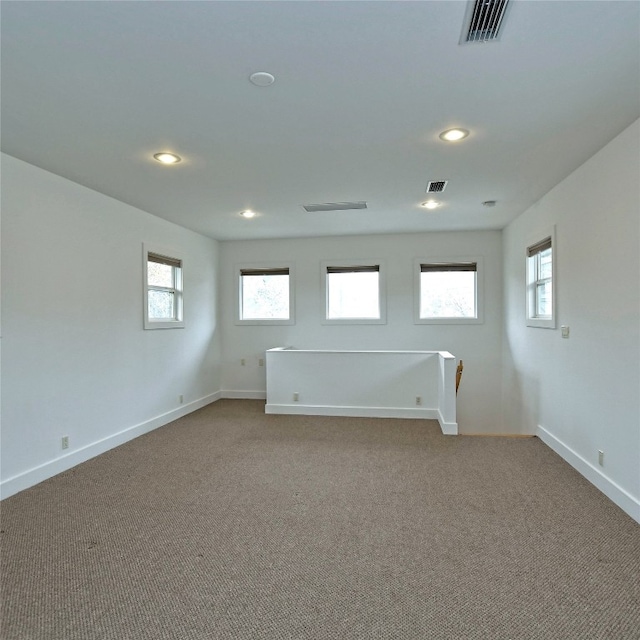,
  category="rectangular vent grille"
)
[302,201,367,213]
[462,0,510,43]
[426,180,448,193]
